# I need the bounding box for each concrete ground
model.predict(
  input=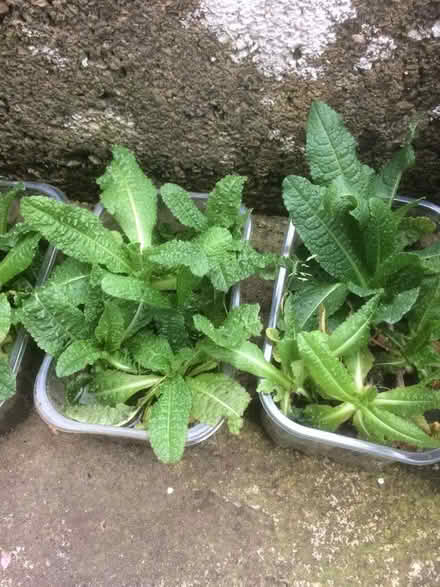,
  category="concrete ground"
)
[1,216,440,587]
